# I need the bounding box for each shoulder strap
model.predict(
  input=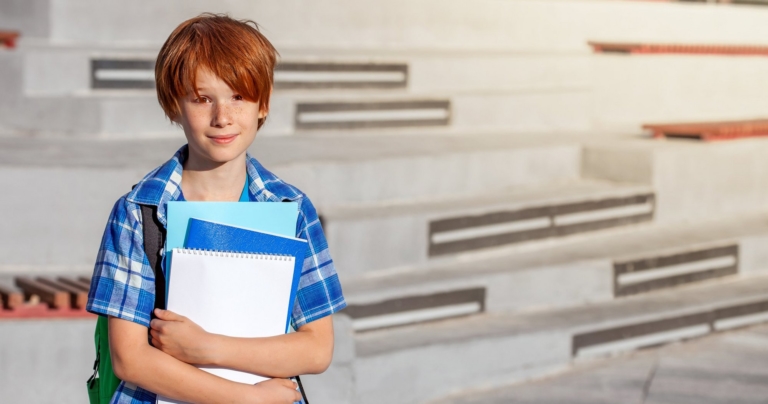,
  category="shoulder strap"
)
[139,204,167,312]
